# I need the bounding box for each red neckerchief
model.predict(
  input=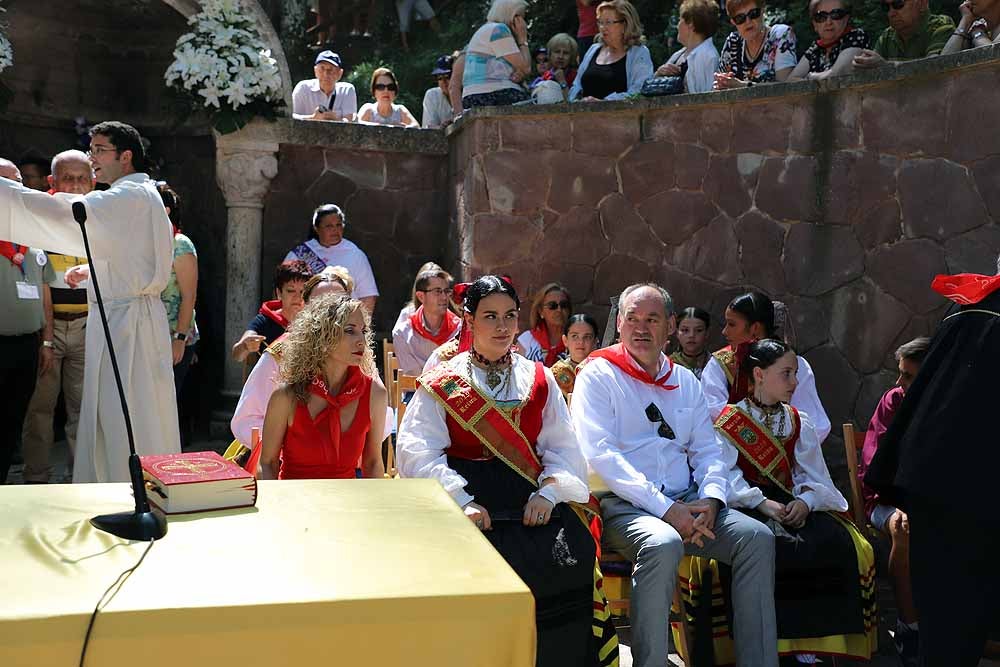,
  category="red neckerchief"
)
[931,273,1000,305]
[816,22,854,49]
[259,299,290,329]
[530,324,566,367]
[410,306,461,346]
[0,241,28,272]
[588,343,679,390]
[307,366,368,454]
